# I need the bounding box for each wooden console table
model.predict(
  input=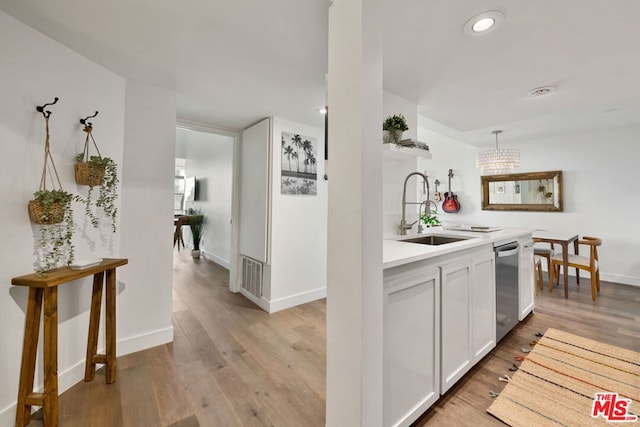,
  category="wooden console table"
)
[11,258,128,427]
